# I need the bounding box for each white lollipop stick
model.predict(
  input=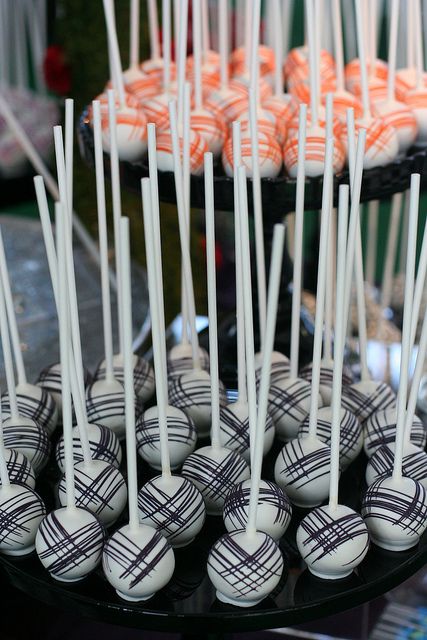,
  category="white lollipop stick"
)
[365,200,379,287]
[176,0,189,127]
[201,0,210,61]
[410,218,427,351]
[119,217,139,531]
[387,0,399,101]
[323,94,334,365]
[247,224,285,536]
[399,192,410,278]
[249,0,261,108]
[65,99,74,217]
[354,0,371,120]
[204,153,221,450]
[173,0,180,74]
[162,0,172,92]
[0,394,10,487]
[331,0,345,90]
[141,178,171,476]
[379,193,402,316]
[0,229,26,385]
[393,174,420,481]
[147,124,168,392]
[329,185,350,510]
[168,100,201,369]
[0,98,111,289]
[107,90,124,358]
[130,0,140,68]
[306,0,319,126]
[232,122,246,404]
[193,0,204,111]
[290,104,307,379]
[92,100,115,383]
[0,271,19,420]
[180,82,191,346]
[414,0,424,90]
[56,207,76,511]
[249,84,267,351]
[34,177,58,304]
[218,0,229,89]
[282,0,293,59]
[102,0,126,107]
[147,0,161,61]
[238,164,258,466]
[307,137,334,440]
[272,0,283,96]
[368,0,378,78]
